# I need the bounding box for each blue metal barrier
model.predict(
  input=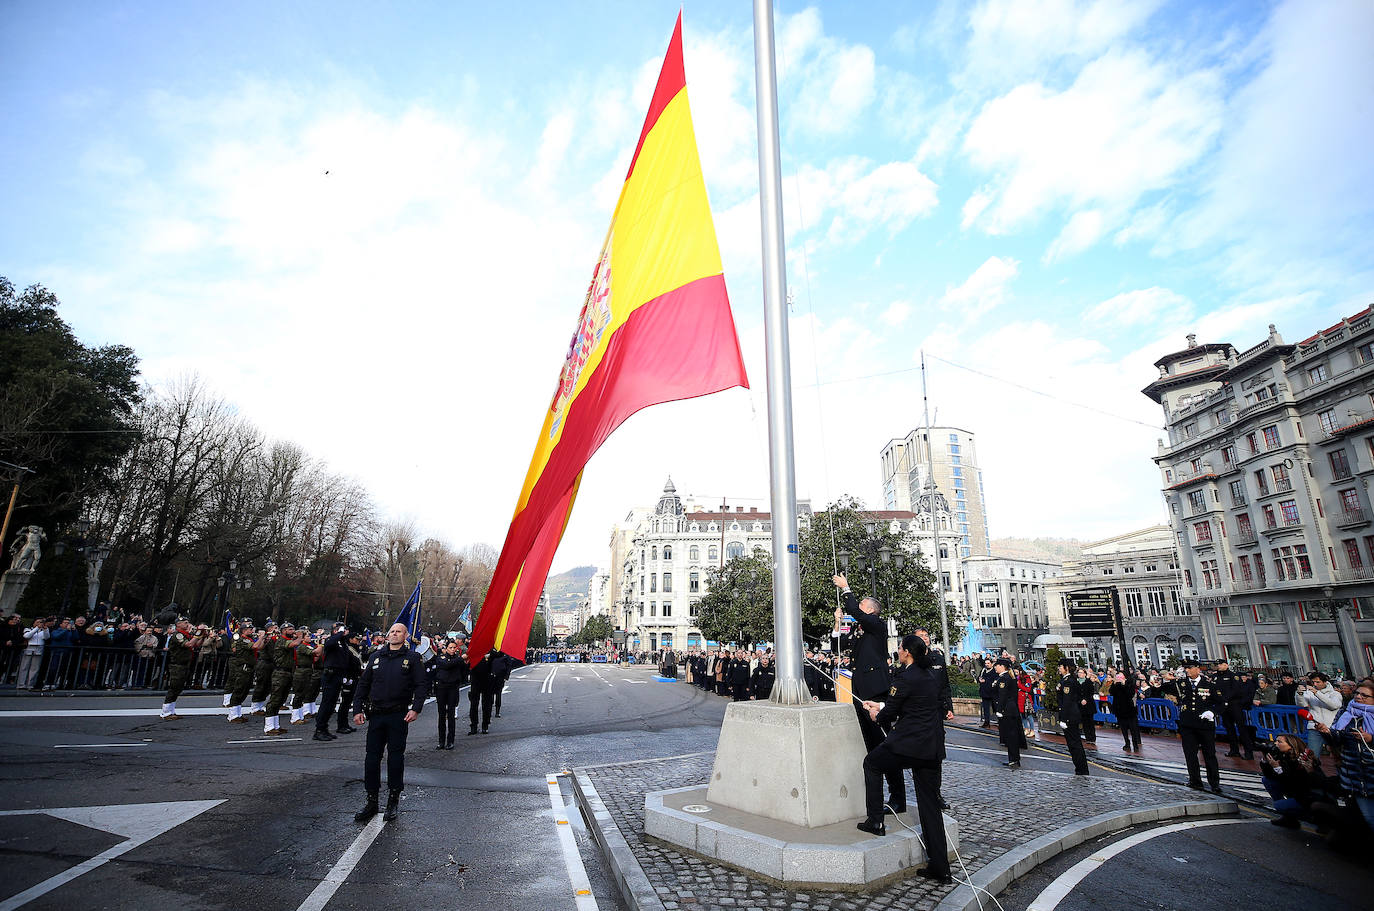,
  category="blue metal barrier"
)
[592,655,607,663]
[1250,704,1308,741]
[541,654,557,663]
[1137,698,1179,731]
